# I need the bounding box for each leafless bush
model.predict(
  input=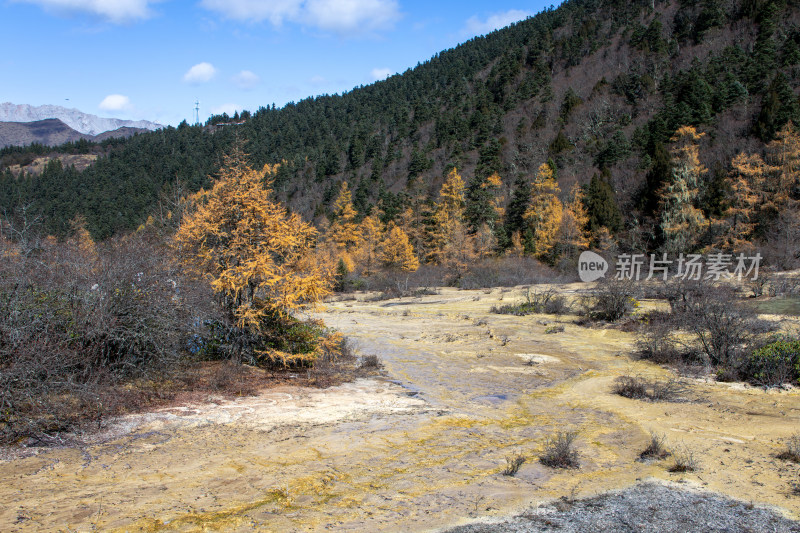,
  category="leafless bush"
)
[540,431,580,469]
[359,354,382,369]
[0,231,202,443]
[668,445,699,472]
[792,472,800,496]
[636,313,684,364]
[502,454,526,476]
[581,278,637,322]
[777,434,800,463]
[651,280,765,369]
[491,288,570,316]
[640,432,670,460]
[612,375,681,401]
